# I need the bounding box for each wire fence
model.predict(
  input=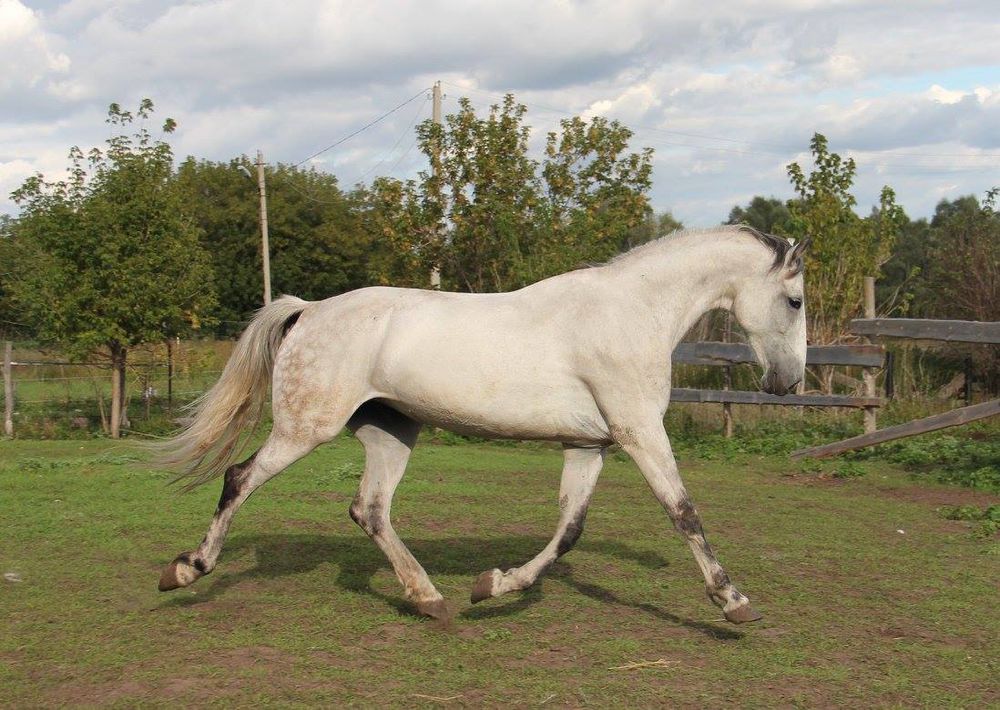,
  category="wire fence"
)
[1,340,234,438]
